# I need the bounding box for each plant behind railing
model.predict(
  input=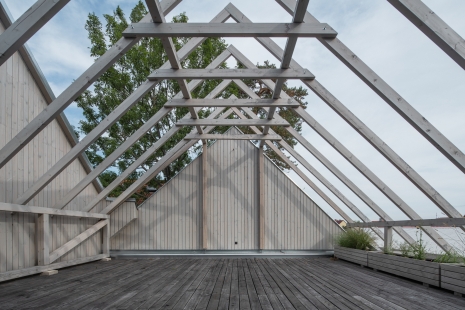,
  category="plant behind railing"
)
[334,228,377,250]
